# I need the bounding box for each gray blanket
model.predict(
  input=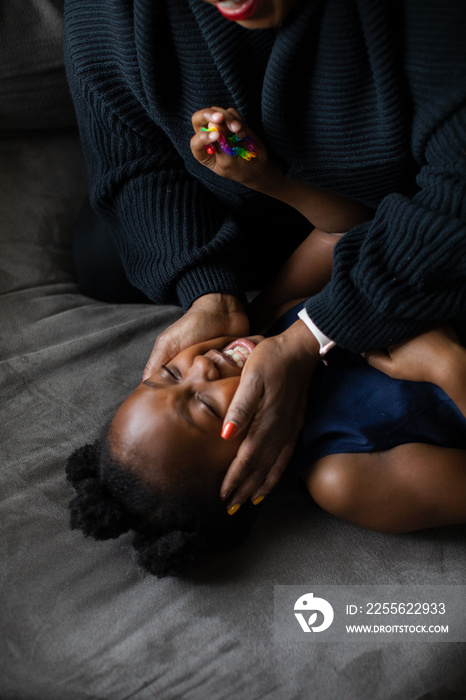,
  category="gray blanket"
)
[1,3,465,699]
